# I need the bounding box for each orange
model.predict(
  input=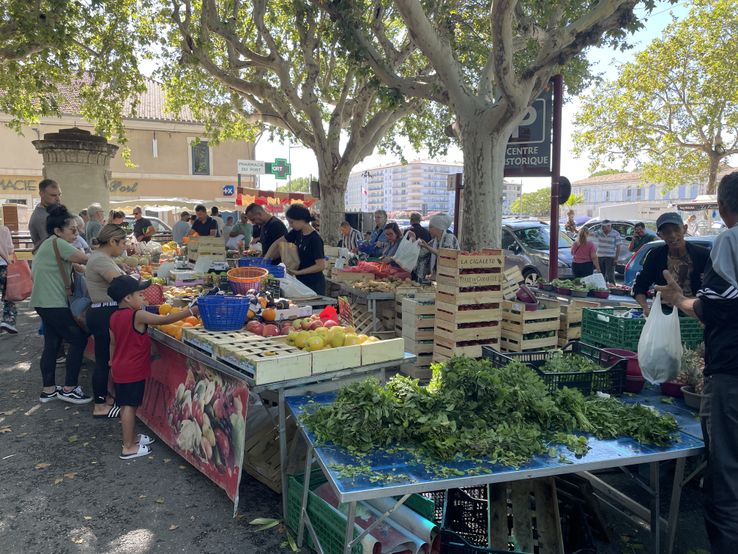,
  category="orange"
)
[262,308,277,322]
[258,297,268,309]
[159,304,172,315]
[184,316,200,326]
